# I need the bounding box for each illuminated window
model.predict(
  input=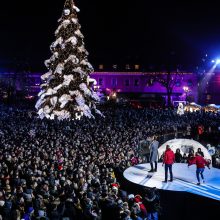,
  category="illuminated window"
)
[125,64,130,70]
[125,79,130,86]
[113,64,117,70]
[145,80,150,87]
[99,64,104,70]
[112,78,117,86]
[175,80,181,87]
[134,64,140,70]
[187,80,193,87]
[134,79,139,86]
[98,78,103,86]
